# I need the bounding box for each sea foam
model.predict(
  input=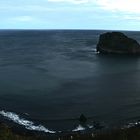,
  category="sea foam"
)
[72,124,85,132]
[0,110,55,133]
